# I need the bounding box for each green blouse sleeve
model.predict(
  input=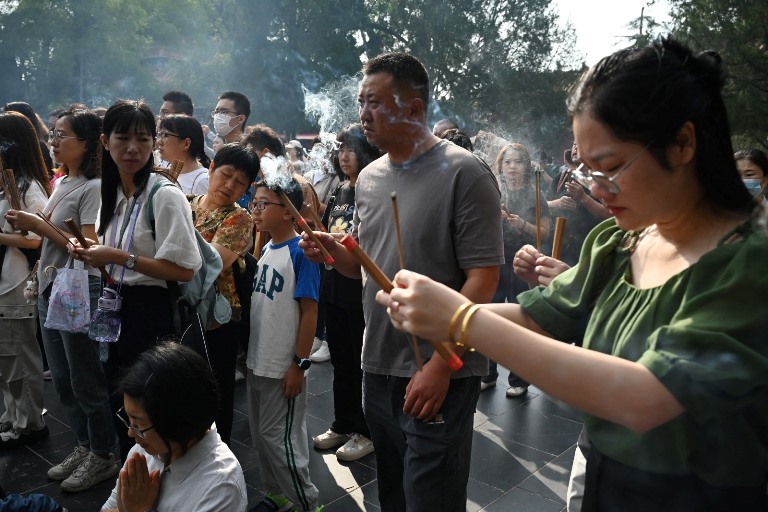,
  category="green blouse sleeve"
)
[517,218,626,342]
[638,230,768,425]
